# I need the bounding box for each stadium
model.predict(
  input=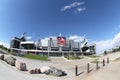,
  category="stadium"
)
[10,33,96,56]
